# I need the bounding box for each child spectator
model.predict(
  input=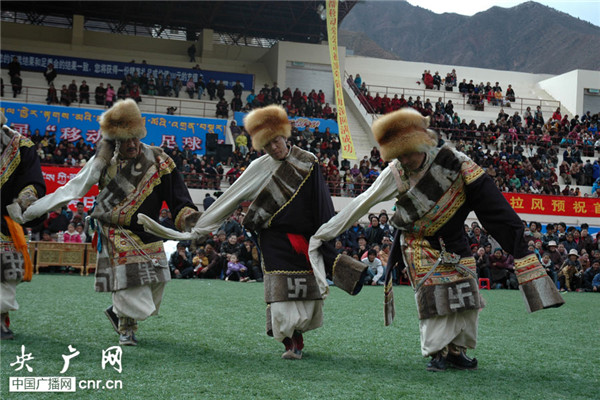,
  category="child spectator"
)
[225,254,249,282]
[63,223,82,243]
